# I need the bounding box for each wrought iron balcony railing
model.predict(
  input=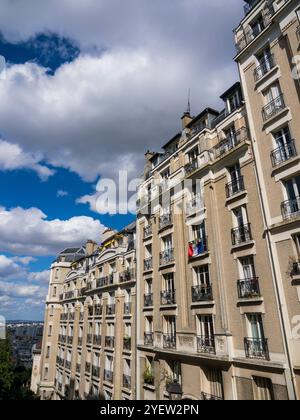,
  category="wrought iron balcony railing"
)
[214,127,248,158]
[201,392,223,401]
[104,369,113,383]
[237,277,261,299]
[159,249,175,266]
[281,197,300,219]
[144,293,153,307]
[244,337,269,360]
[271,140,297,167]
[106,304,116,316]
[160,290,176,306]
[231,223,252,246]
[96,274,114,288]
[254,54,275,81]
[105,336,115,348]
[197,336,216,354]
[144,257,153,272]
[262,94,286,121]
[163,334,176,349]
[192,285,213,302]
[226,176,245,198]
[144,333,154,346]
[144,225,153,239]
[123,374,131,389]
[159,213,173,230]
[123,337,132,351]
[185,158,199,176]
[119,268,136,283]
